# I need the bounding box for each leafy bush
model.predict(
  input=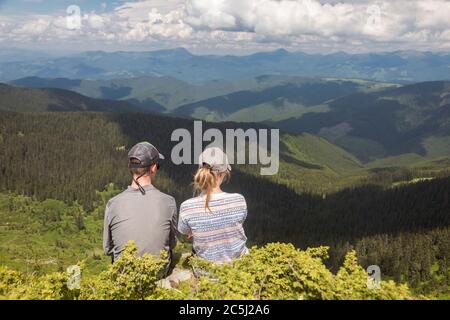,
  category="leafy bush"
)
[80,242,167,300]
[163,243,411,300]
[0,265,78,300]
[0,242,413,300]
